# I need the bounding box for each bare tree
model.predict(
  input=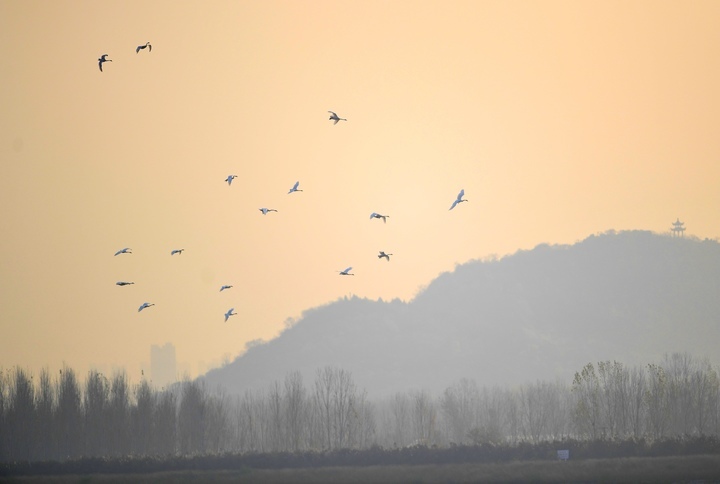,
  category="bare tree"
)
[267,381,284,451]
[178,379,207,454]
[659,353,719,436]
[409,389,436,445]
[662,353,718,435]
[663,353,697,435]
[626,365,646,438]
[474,386,511,444]
[35,368,56,460]
[597,361,630,438]
[313,366,335,450]
[108,371,131,455]
[312,366,363,449]
[330,367,356,448]
[254,389,273,452]
[56,366,83,459]
[154,389,177,455]
[684,356,719,435]
[572,363,601,439]
[371,392,410,448]
[205,390,230,453]
[390,392,412,447]
[547,383,573,440]
[132,379,154,455]
[283,371,308,451]
[440,379,478,444]
[7,367,35,460]
[234,390,261,452]
[712,366,720,435]
[0,369,7,460]
[519,381,559,443]
[348,389,375,448]
[83,370,109,456]
[503,388,521,444]
[645,363,669,439]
